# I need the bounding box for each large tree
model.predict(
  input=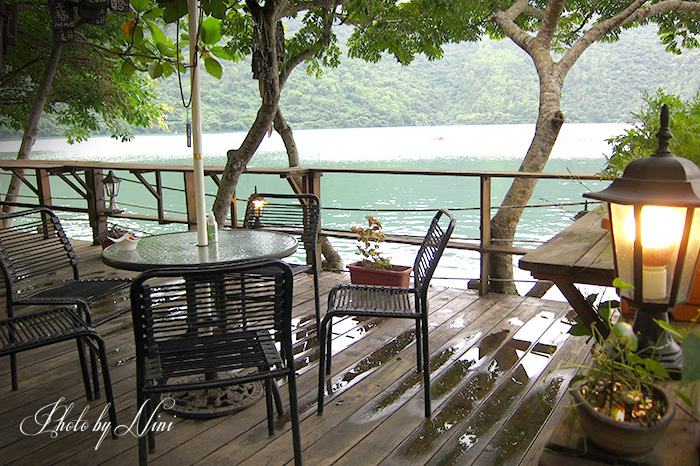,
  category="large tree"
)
[0,0,170,214]
[349,0,700,293]
[210,1,347,224]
